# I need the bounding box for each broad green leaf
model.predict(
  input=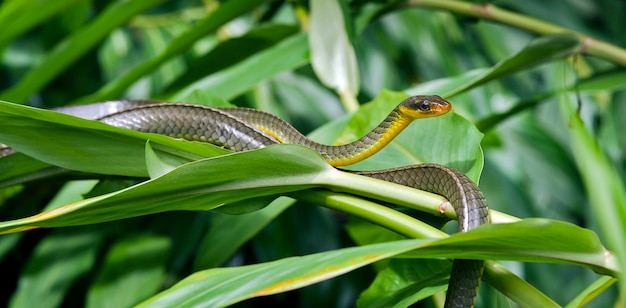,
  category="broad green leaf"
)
[0,145,332,233]
[446,33,582,97]
[0,0,167,103]
[138,220,616,307]
[171,32,309,101]
[72,0,270,105]
[9,229,101,308]
[138,239,432,308]
[86,235,170,308]
[400,219,617,275]
[361,218,617,308]
[309,0,360,111]
[0,101,229,177]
